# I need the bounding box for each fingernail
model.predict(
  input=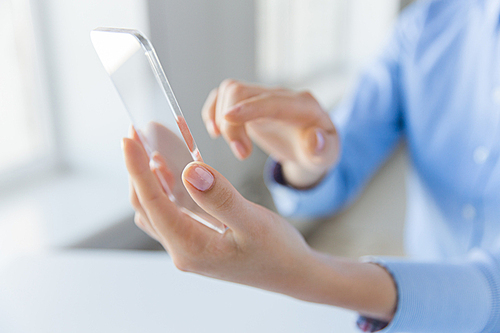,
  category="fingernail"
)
[315,129,325,154]
[149,157,160,170]
[230,141,247,159]
[225,105,242,118]
[121,138,125,150]
[151,151,165,166]
[185,165,214,191]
